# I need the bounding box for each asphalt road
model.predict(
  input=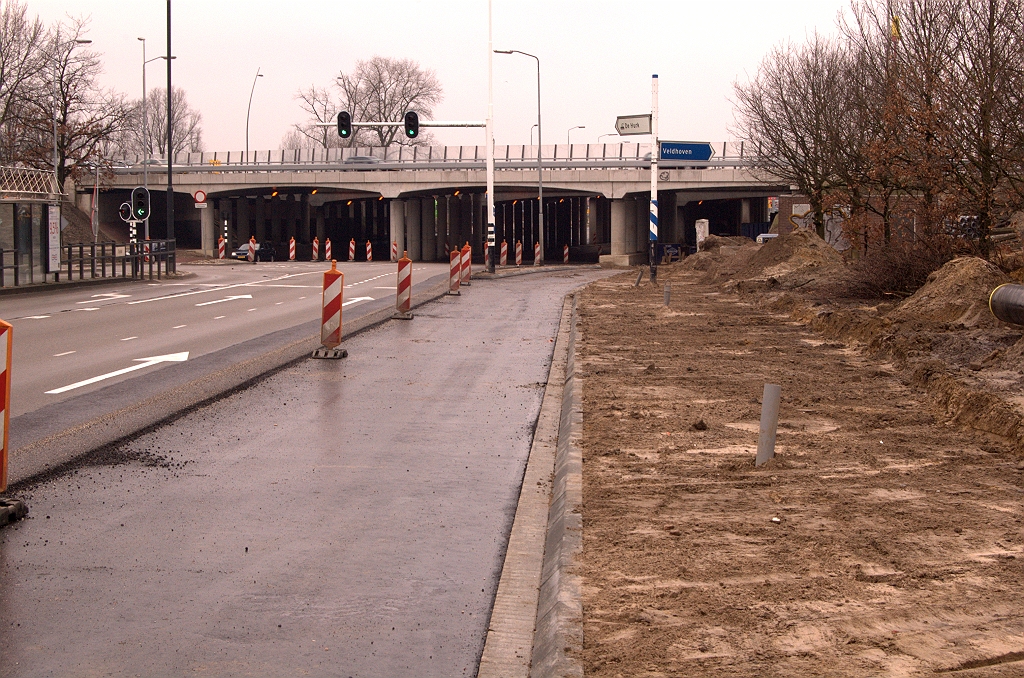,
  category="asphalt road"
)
[0,268,609,677]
